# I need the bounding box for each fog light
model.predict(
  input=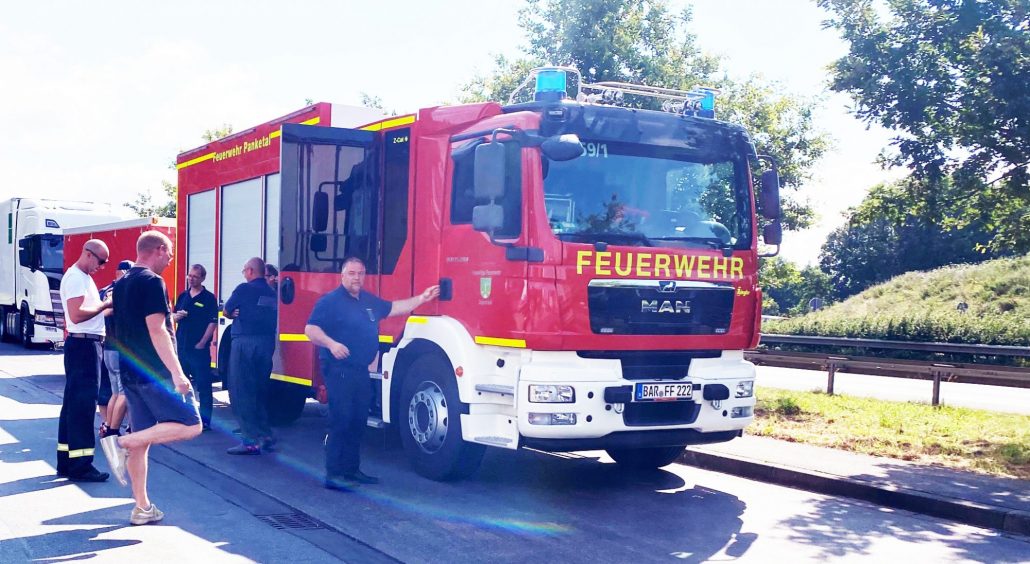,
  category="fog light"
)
[529,385,575,403]
[528,412,577,425]
[731,406,752,418]
[735,380,754,398]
